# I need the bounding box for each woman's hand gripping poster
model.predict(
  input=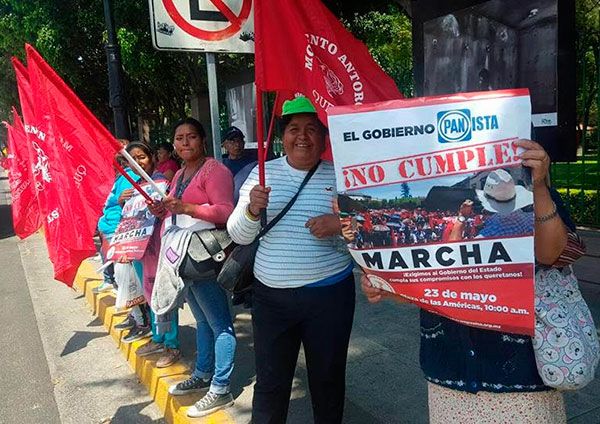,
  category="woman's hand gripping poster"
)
[328,89,536,335]
[106,179,169,262]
